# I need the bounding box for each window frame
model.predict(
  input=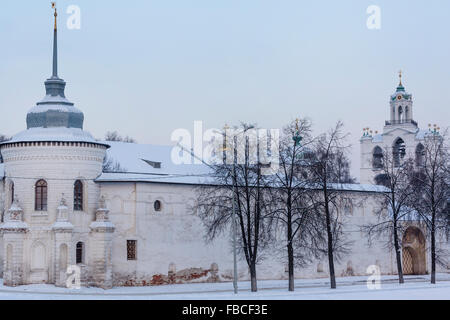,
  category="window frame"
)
[73,180,84,211]
[35,179,48,211]
[10,181,14,204]
[154,200,162,212]
[76,242,84,264]
[127,240,137,261]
